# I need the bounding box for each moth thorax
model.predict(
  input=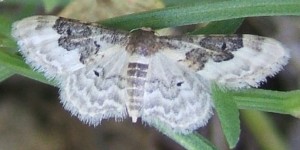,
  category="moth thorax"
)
[126,29,160,56]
